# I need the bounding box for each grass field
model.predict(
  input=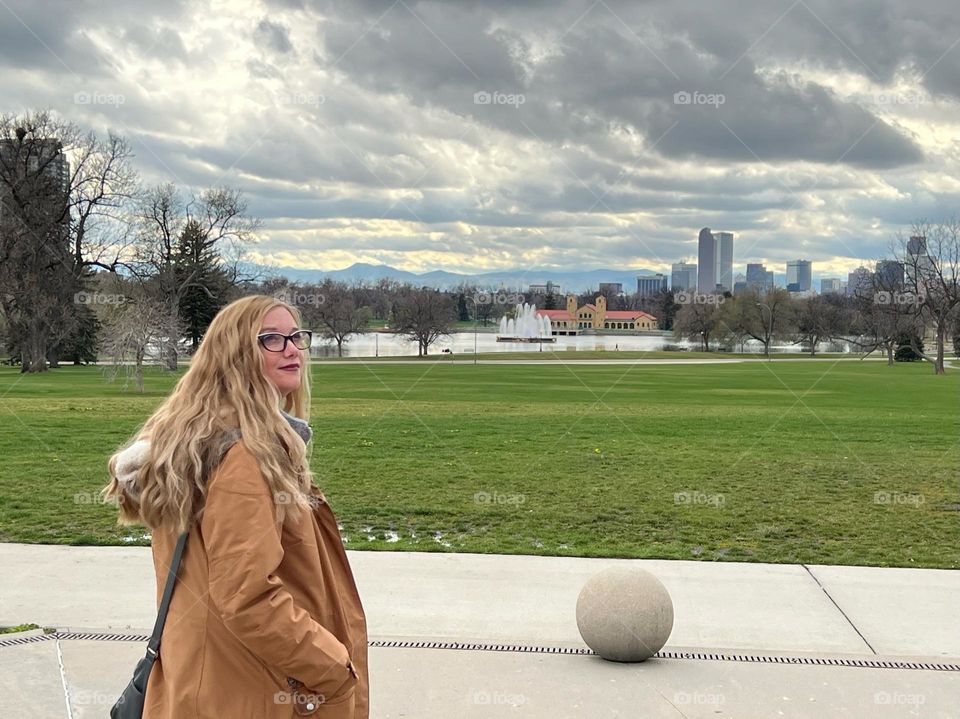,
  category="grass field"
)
[0,359,957,568]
